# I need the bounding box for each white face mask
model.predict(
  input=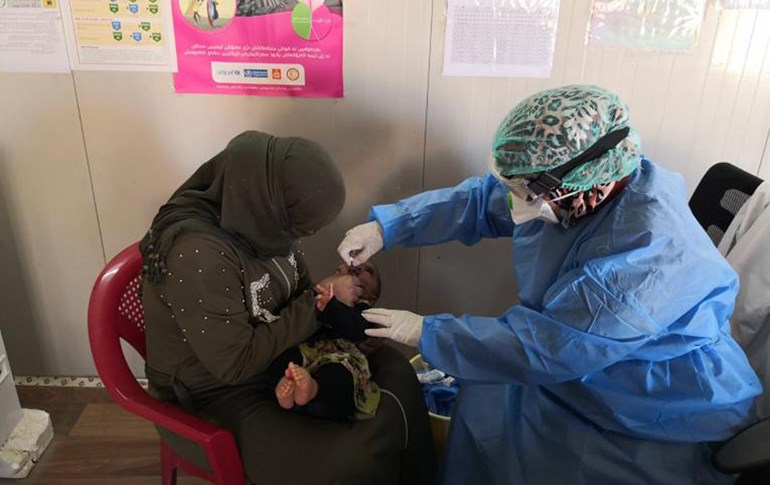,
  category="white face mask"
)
[509,195,559,224]
[507,190,579,225]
